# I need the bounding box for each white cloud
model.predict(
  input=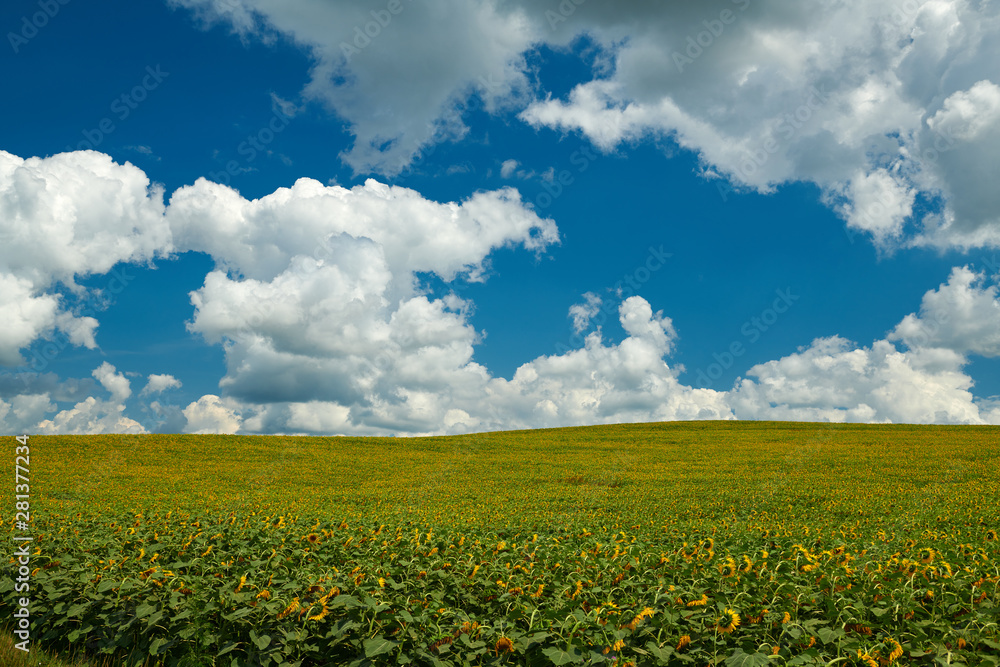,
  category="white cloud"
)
[183,395,243,434]
[500,159,519,178]
[141,374,183,396]
[170,0,539,176]
[889,265,1000,357]
[92,362,132,403]
[568,292,602,333]
[727,336,986,425]
[168,0,1000,248]
[33,363,145,435]
[0,150,171,365]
